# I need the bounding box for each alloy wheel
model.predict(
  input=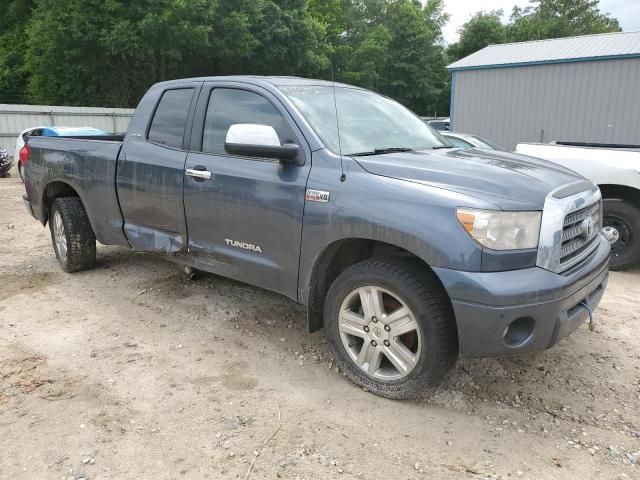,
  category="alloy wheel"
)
[338,285,422,381]
[53,209,68,263]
